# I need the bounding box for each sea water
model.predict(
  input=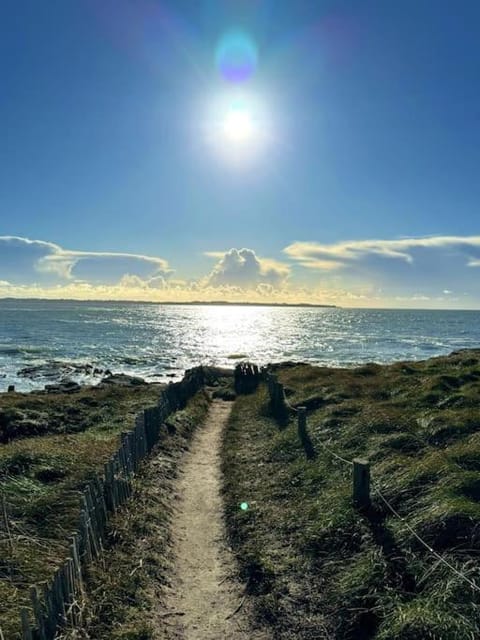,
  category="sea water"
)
[1,299,479,391]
